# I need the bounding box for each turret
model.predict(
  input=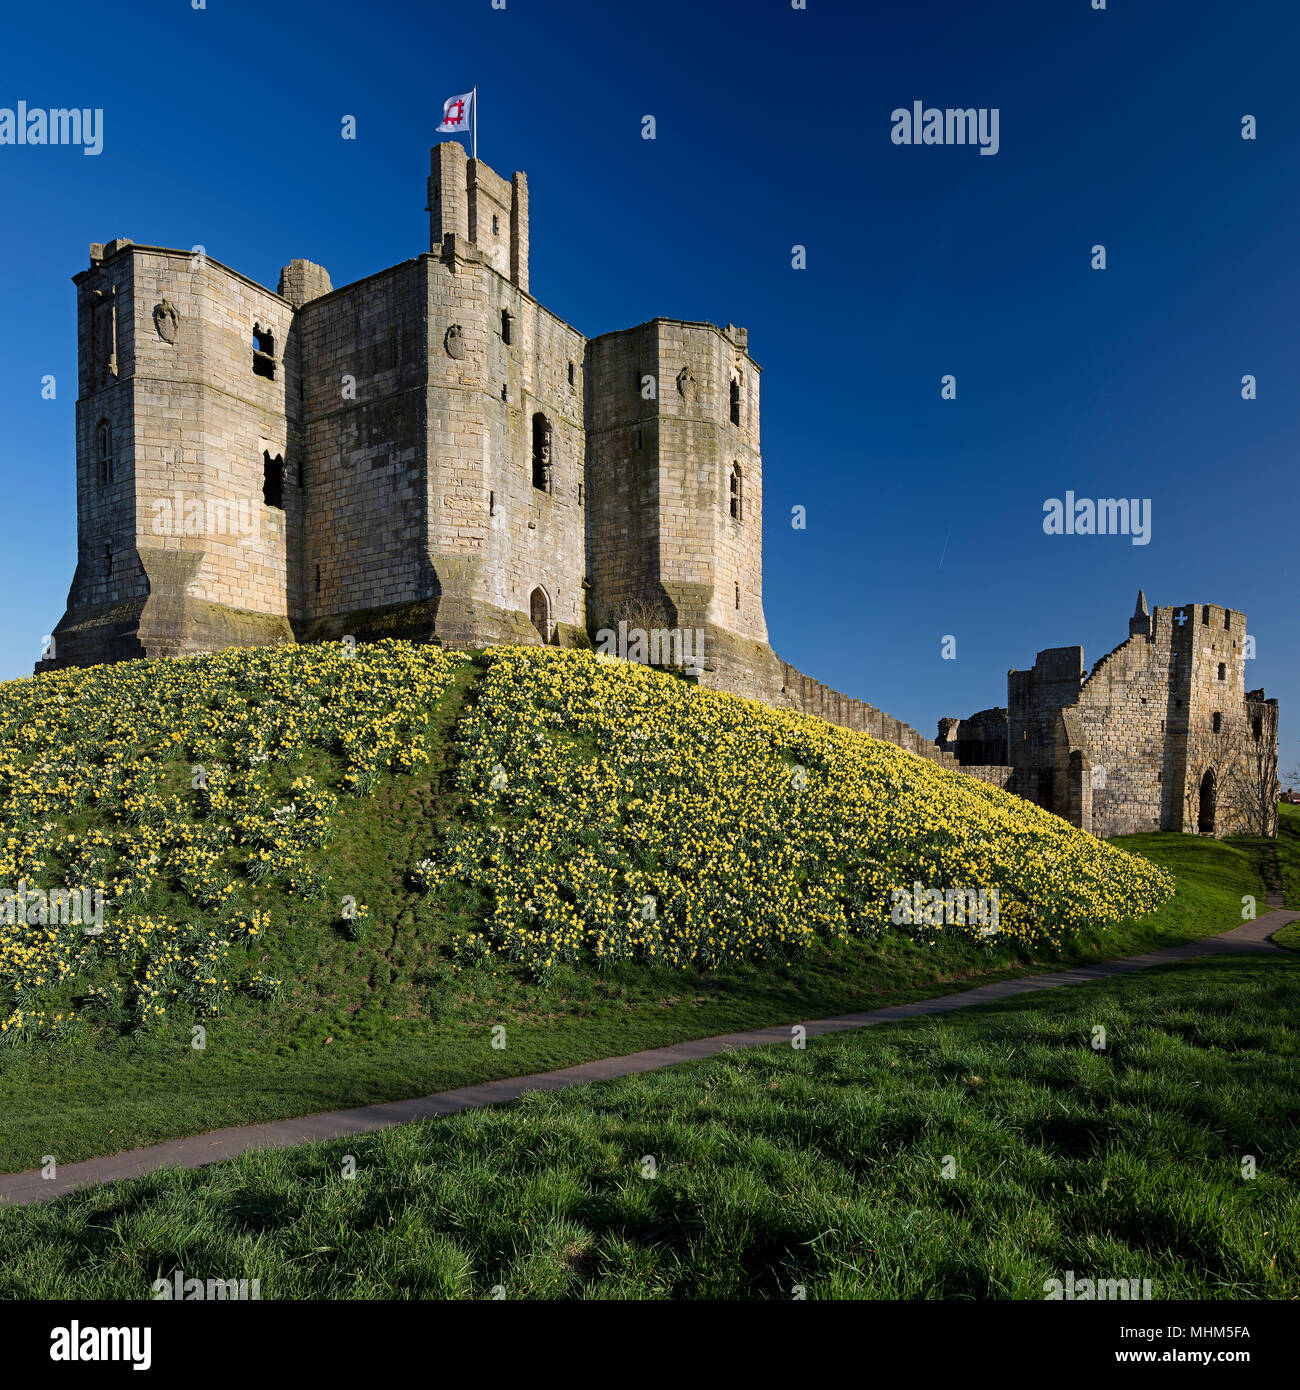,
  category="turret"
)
[1129,587,1151,638]
[428,142,529,290]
